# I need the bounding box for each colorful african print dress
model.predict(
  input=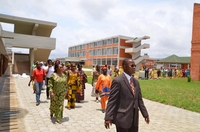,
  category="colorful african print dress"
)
[95,74,112,110]
[48,73,67,120]
[76,70,87,101]
[66,70,82,108]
